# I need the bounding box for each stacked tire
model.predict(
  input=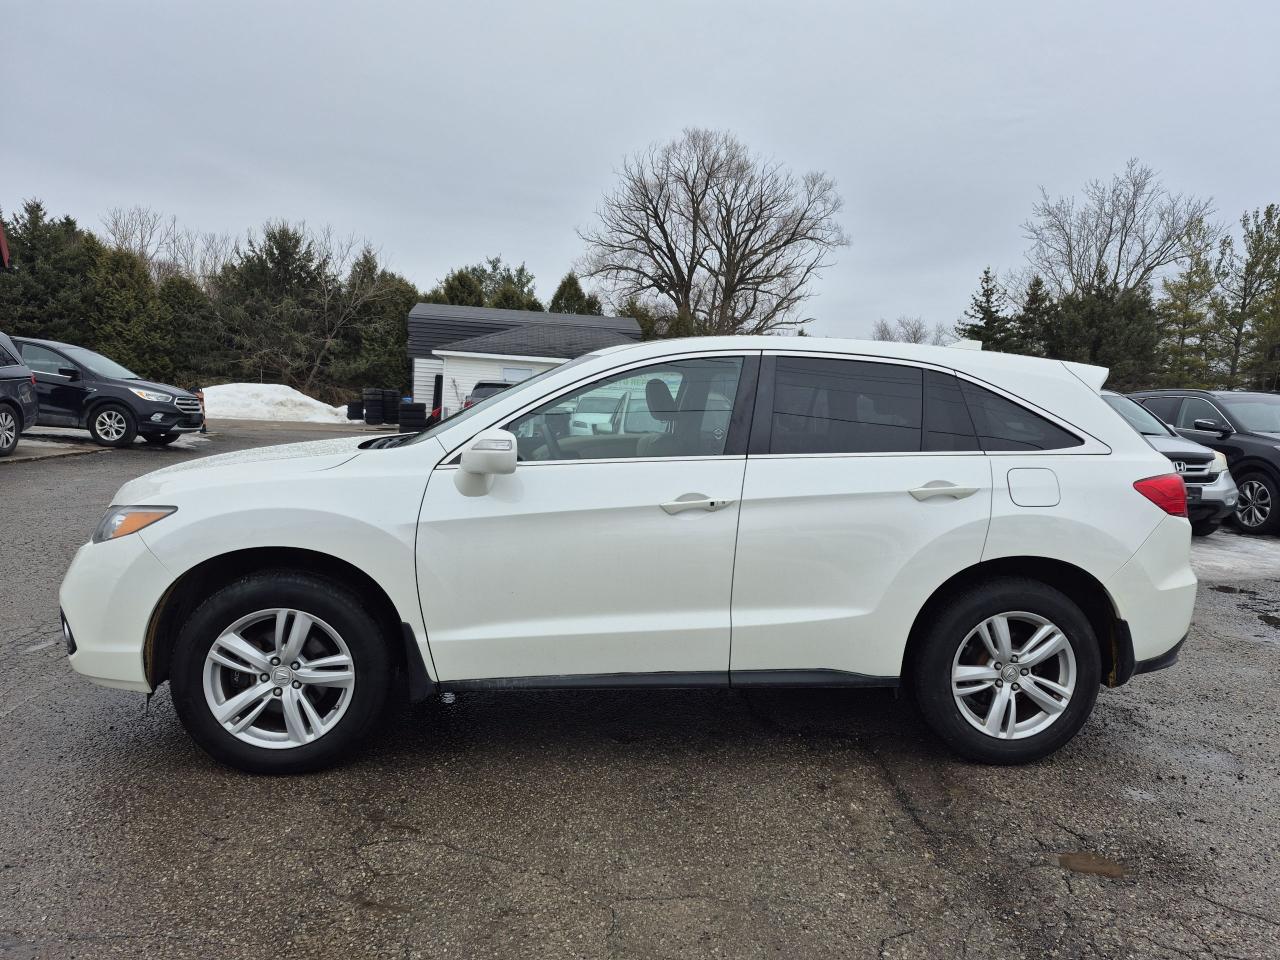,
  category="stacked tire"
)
[346,401,364,421]
[362,388,384,426]
[381,389,401,425]
[399,403,428,434]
